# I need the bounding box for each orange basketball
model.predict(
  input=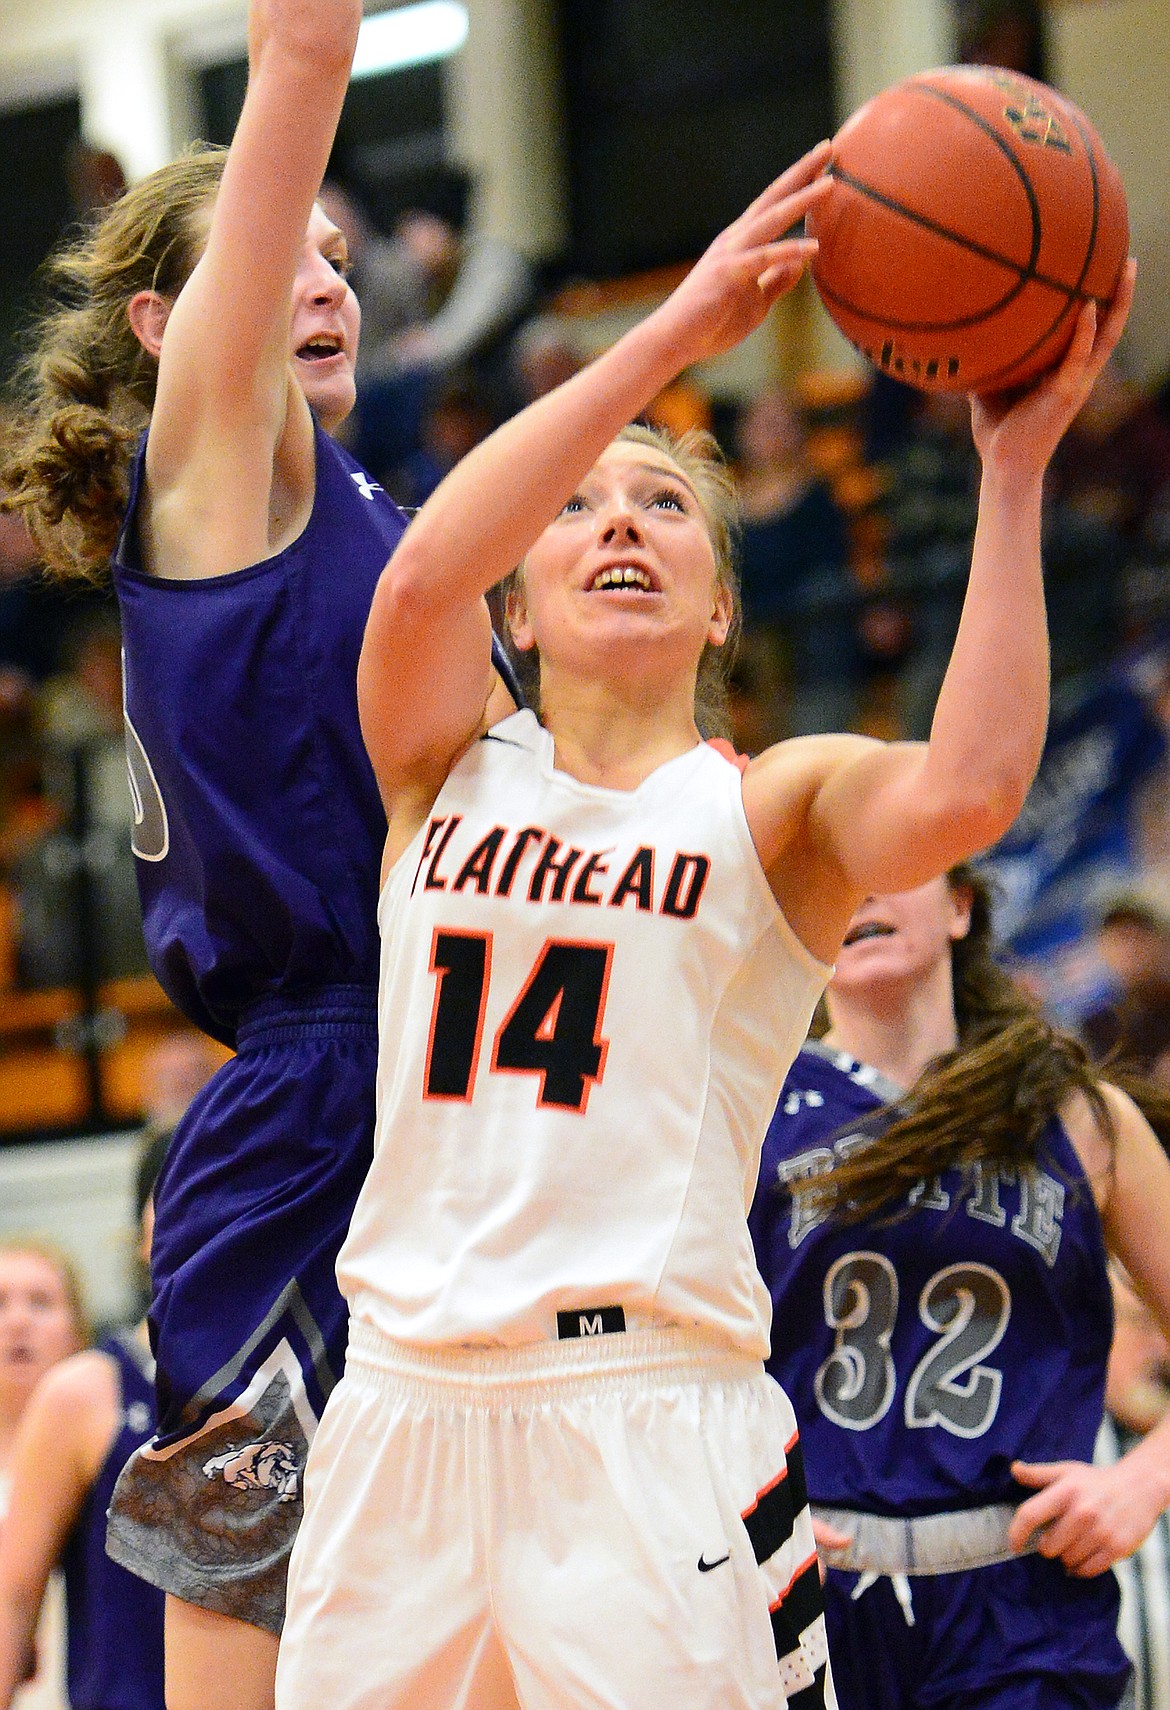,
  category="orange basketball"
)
[806,65,1129,394]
